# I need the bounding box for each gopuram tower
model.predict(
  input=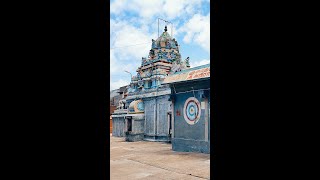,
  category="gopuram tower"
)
[128,25,190,93]
[113,25,191,142]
